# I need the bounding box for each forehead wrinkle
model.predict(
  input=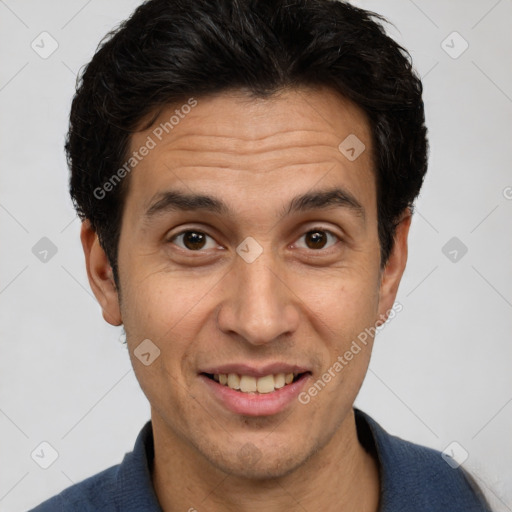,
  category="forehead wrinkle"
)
[158,160,338,176]
[133,127,343,157]
[137,136,350,178]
